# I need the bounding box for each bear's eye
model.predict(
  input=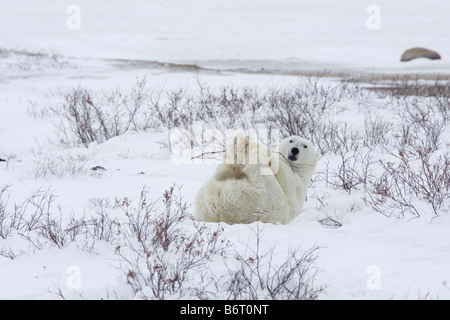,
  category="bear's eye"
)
[289,140,293,143]
[303,145,308,149]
